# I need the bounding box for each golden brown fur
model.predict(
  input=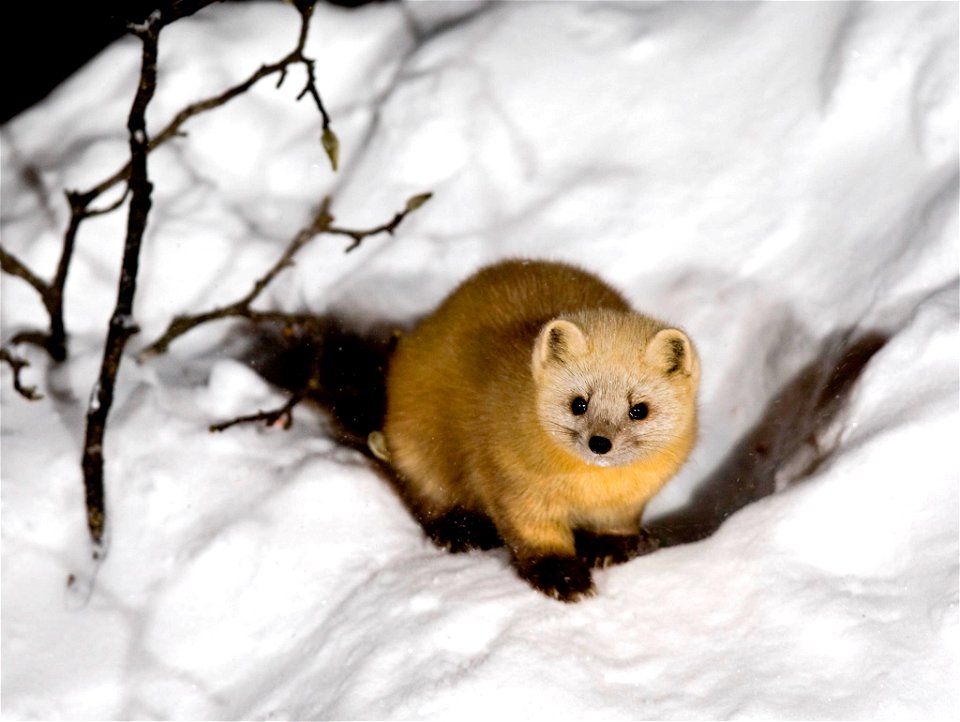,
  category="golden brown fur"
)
[379,259,699,601]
